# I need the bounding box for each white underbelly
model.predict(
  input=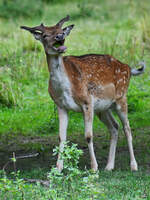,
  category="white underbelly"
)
[56,95,113,112]
[93,97,113,112]
[53,88,113,112]
[56,91,81,111]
